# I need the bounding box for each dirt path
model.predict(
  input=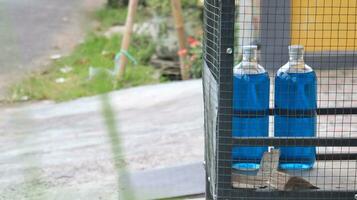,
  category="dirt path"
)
[0,0,105,99]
